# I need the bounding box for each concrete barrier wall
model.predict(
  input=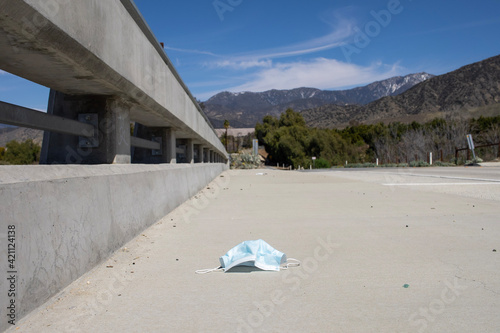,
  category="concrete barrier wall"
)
[0,163,227,330]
